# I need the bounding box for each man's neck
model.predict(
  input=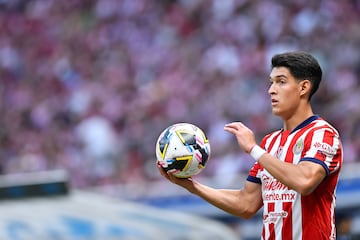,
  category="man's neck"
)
[283,106,314,132]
